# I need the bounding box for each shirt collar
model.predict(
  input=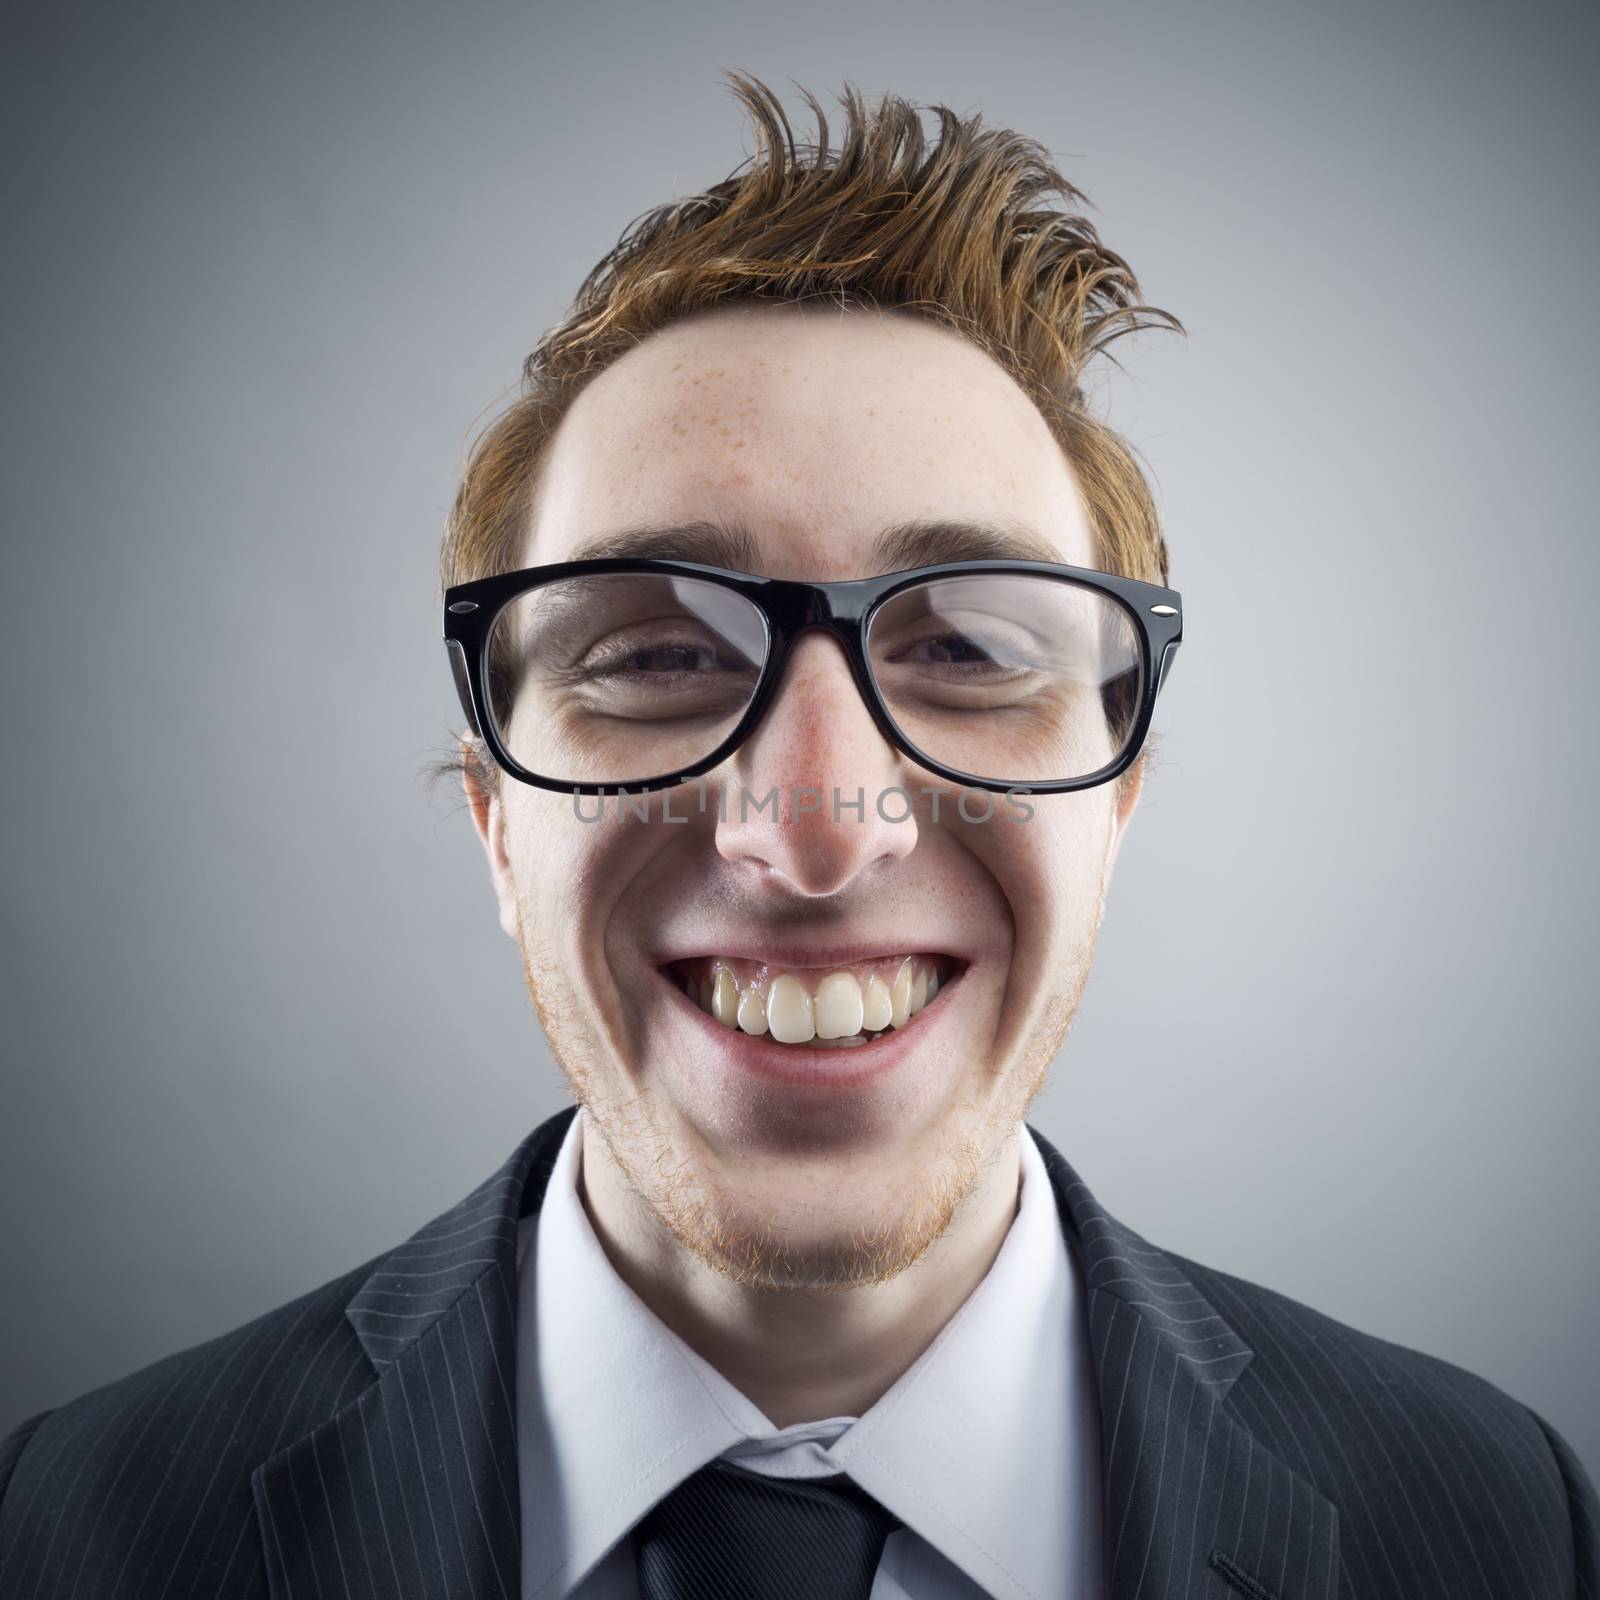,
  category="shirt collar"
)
[518,1105,1101,1600]
[820,1116,1103,1597]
